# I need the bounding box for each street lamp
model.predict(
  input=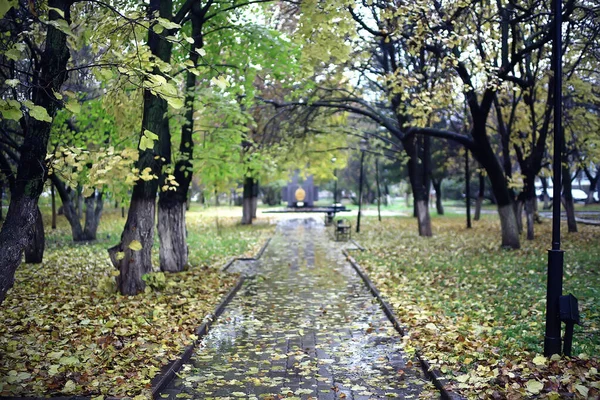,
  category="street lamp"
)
[357,138,368,233]
[331,157,337,205]
[544,0,565,357]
